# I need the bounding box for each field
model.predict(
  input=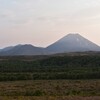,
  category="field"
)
[0,52,100,99]
[0,96,100,100]
[0,80,100,96]
[0,80,100,100]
